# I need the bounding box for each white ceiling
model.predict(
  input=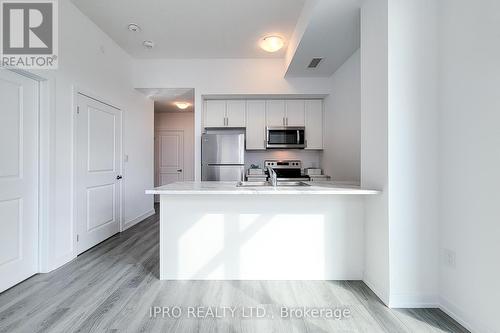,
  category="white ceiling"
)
[71,0,306,59]
[285,0,361,77]
[136,88,195,113]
